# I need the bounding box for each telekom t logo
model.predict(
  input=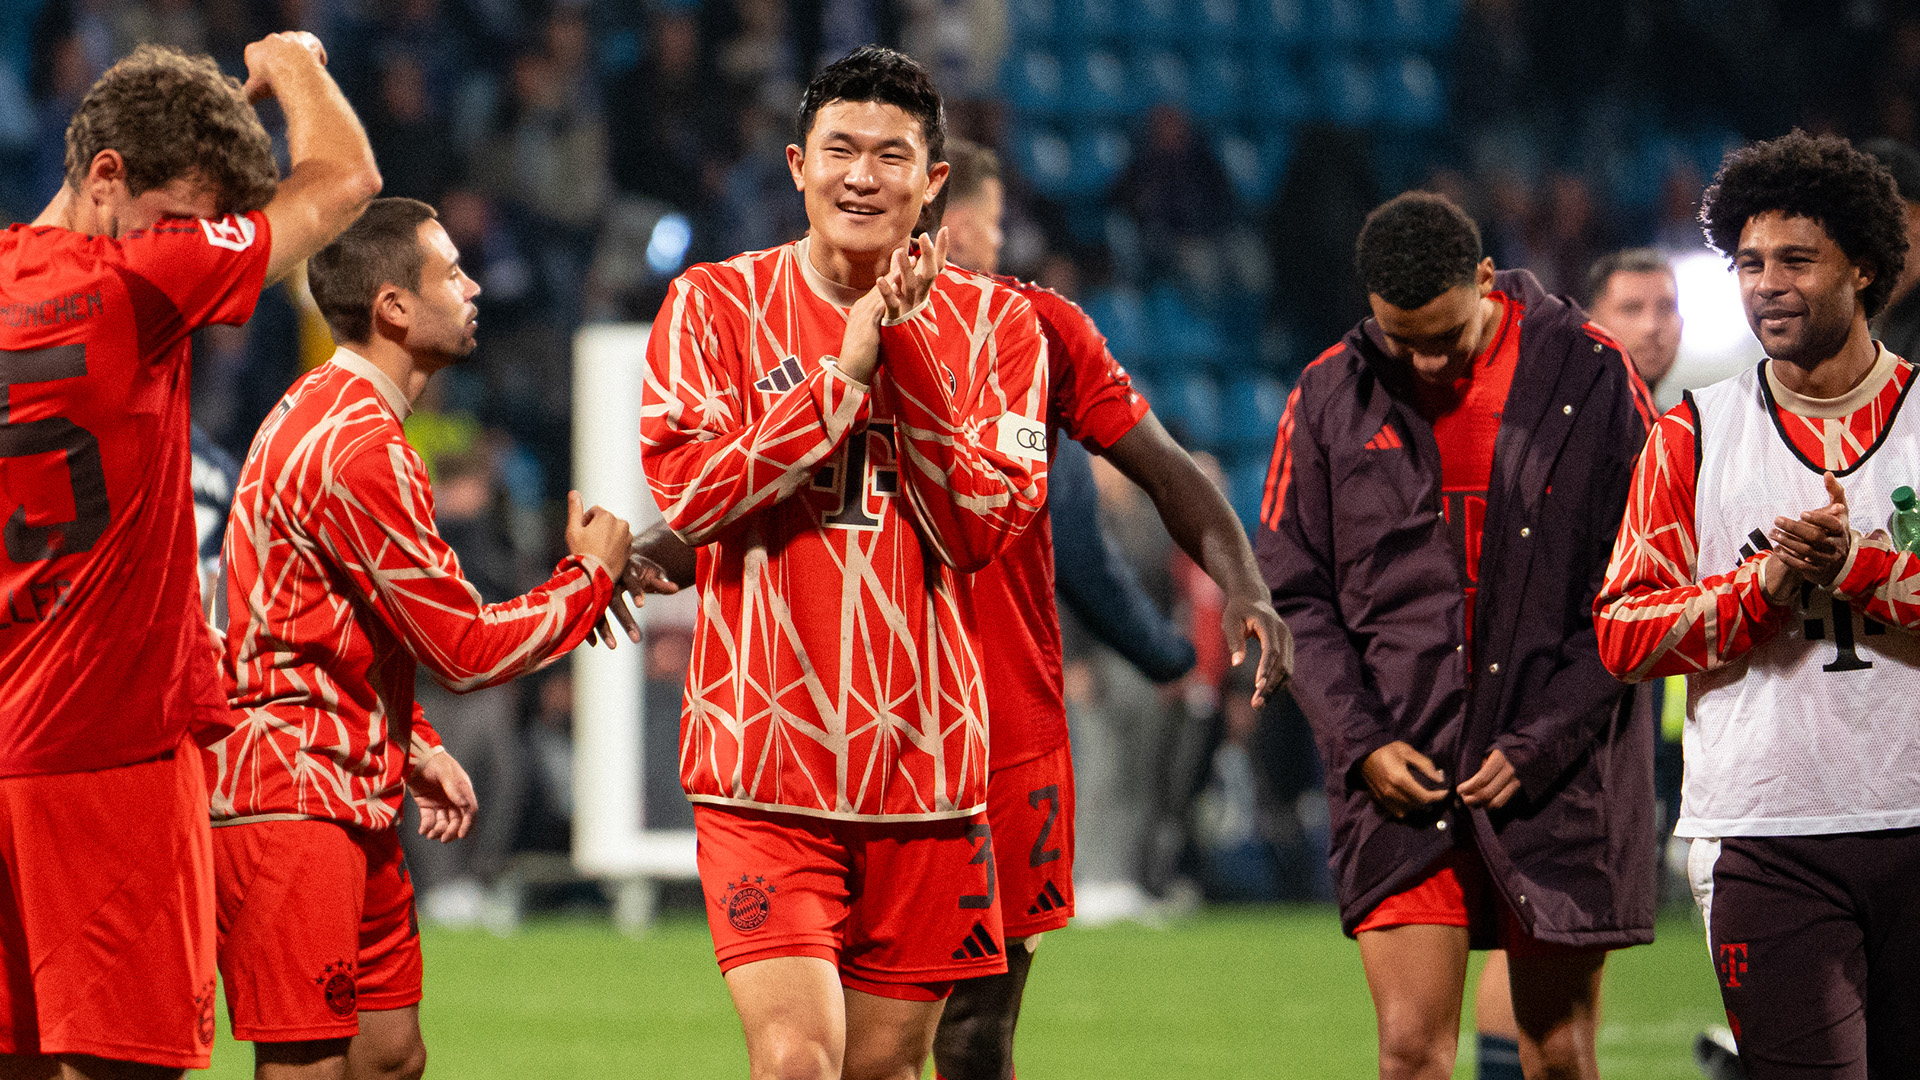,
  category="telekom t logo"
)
[1716,942,1748,988]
